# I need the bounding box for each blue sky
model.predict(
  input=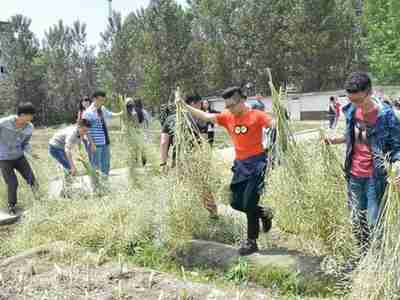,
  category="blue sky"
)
[2,0,187,47]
